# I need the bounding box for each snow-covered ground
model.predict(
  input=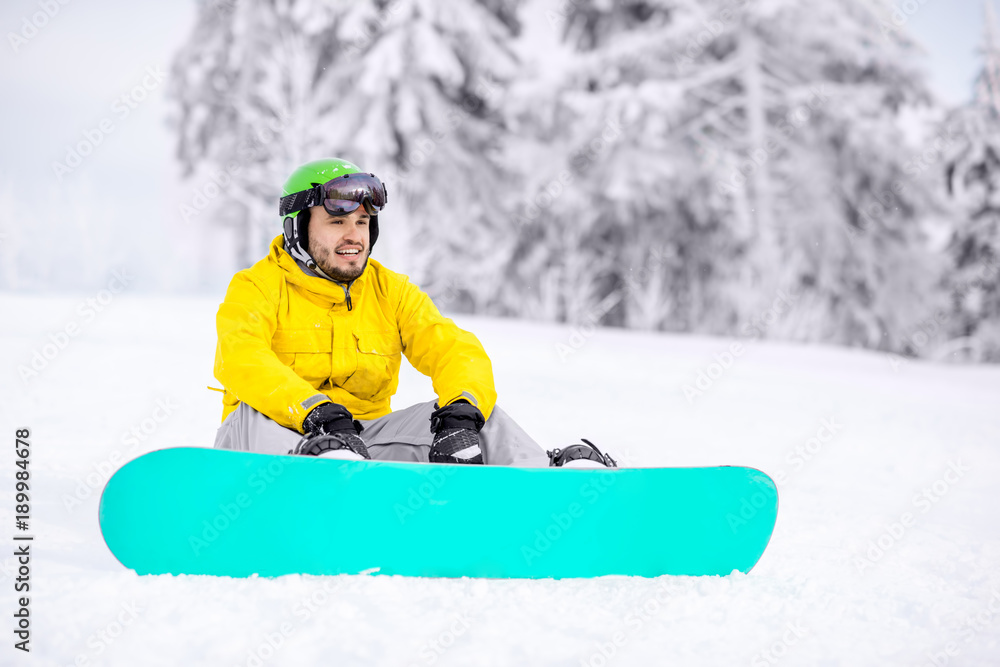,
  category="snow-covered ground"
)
[3,292,999,666]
